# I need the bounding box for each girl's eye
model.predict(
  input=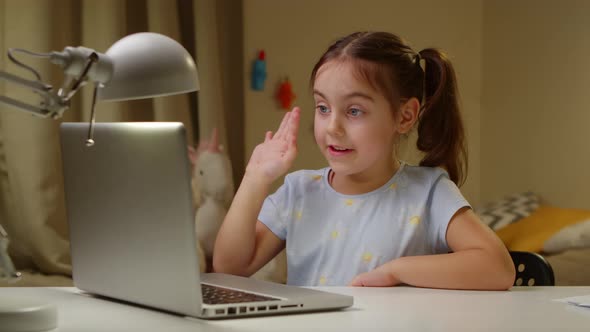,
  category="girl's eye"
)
[348,108,363,117]
[316,105,330,114]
